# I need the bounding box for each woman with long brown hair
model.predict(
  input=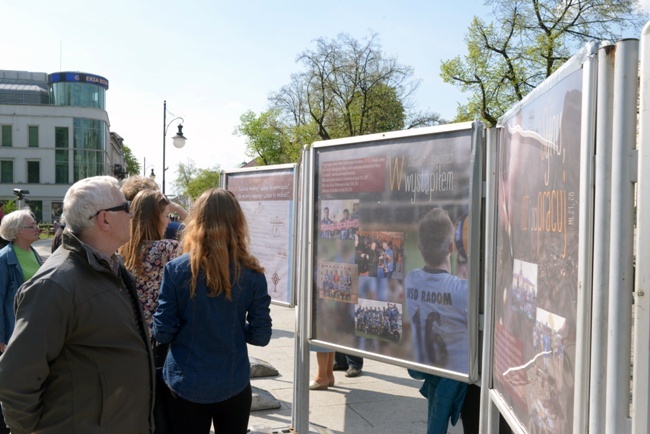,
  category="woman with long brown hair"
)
[119,189,182,329]
[153,188,272,434]
[119,189,182,434]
